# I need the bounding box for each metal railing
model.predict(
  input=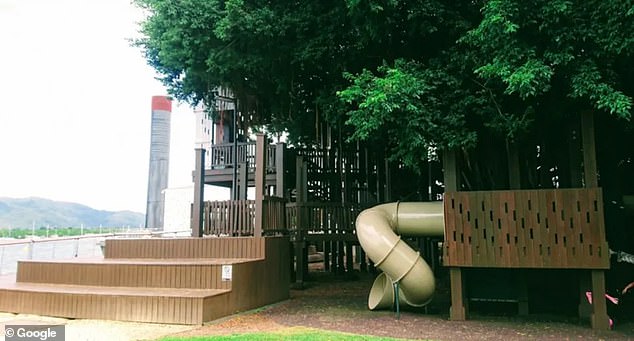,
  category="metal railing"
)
[0,235,104,275]
[0,230,192,275]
